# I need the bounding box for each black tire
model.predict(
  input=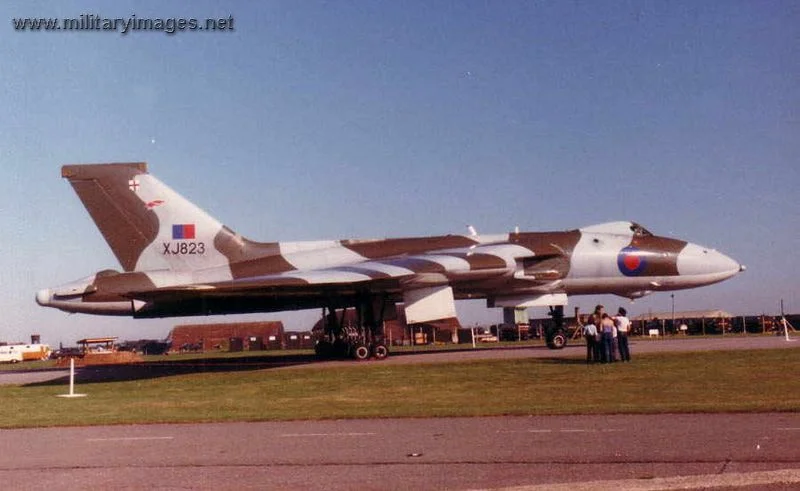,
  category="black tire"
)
[333,339,350,359]
[353,344,371,361]
[314,341,331,359]
[546,330,568,350]
[372,344,389,360]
